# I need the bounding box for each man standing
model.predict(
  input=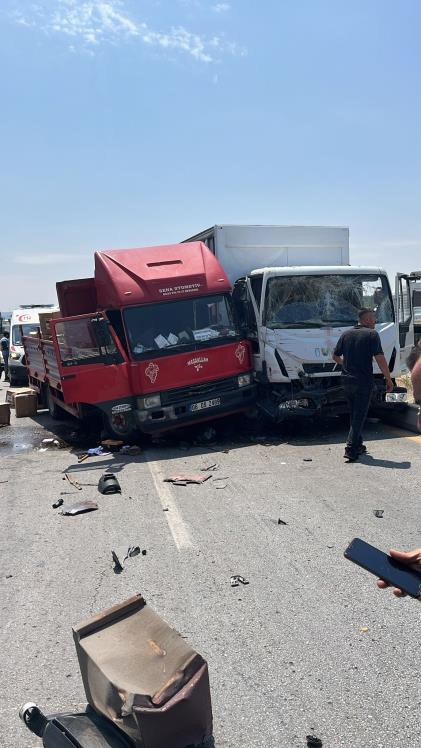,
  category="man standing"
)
[332,308,393,461]
[0,331,9,382]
